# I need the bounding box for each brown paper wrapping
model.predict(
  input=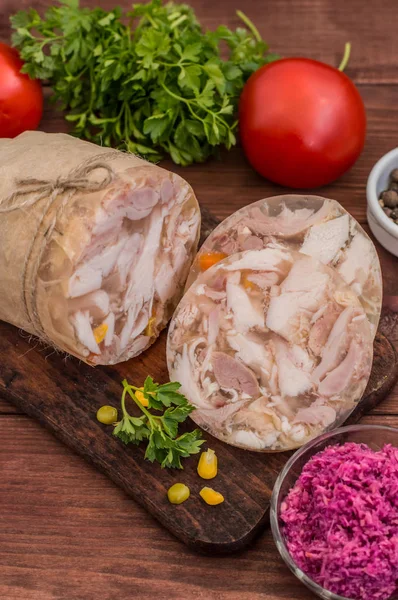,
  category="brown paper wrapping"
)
[0,131,200,363]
